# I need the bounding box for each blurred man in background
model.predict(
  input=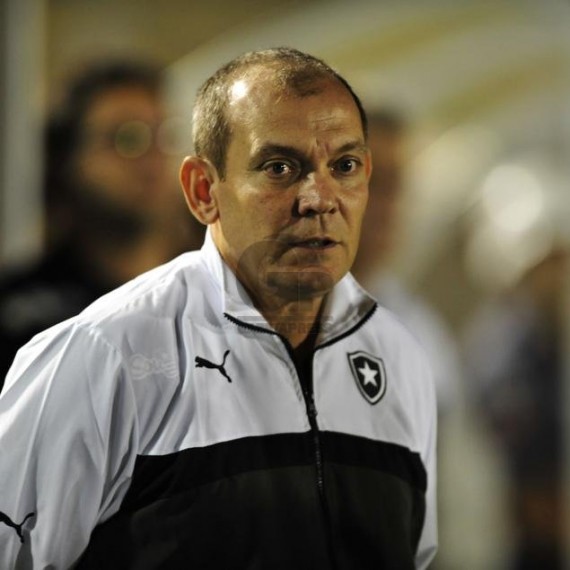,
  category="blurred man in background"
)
[465,244,568,569]
[0,60,204,387]
[351,108,460,416]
